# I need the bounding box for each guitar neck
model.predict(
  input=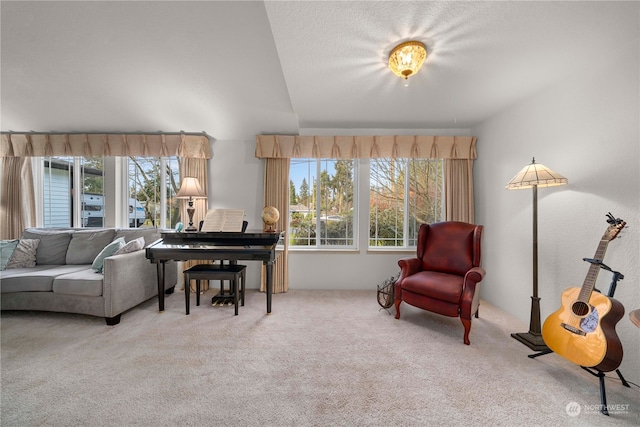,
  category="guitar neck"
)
[577,239,609,302]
